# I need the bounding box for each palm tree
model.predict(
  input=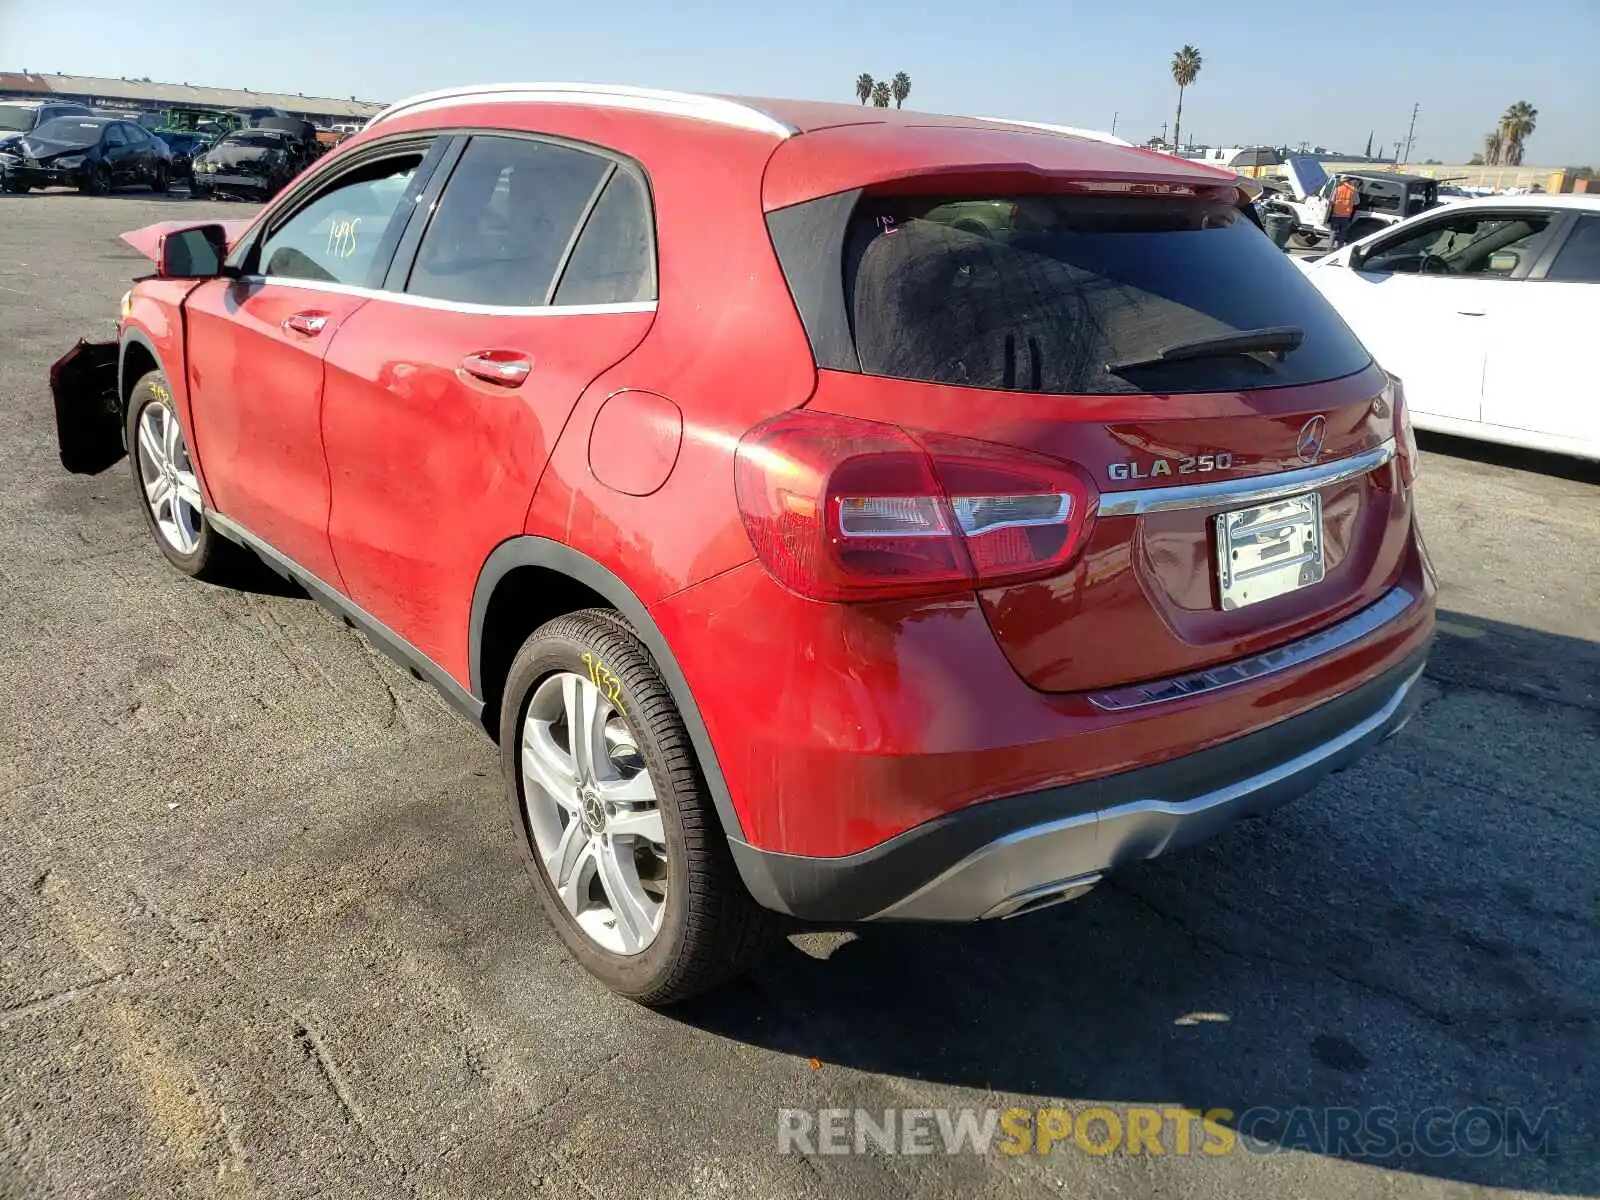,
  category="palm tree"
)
[1483,129,1504,166]
[855,73,875,105]
[871,80,891,108]
[1498,101,1538,166]
[1170,44,1202,151]
[891,71,912,109]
